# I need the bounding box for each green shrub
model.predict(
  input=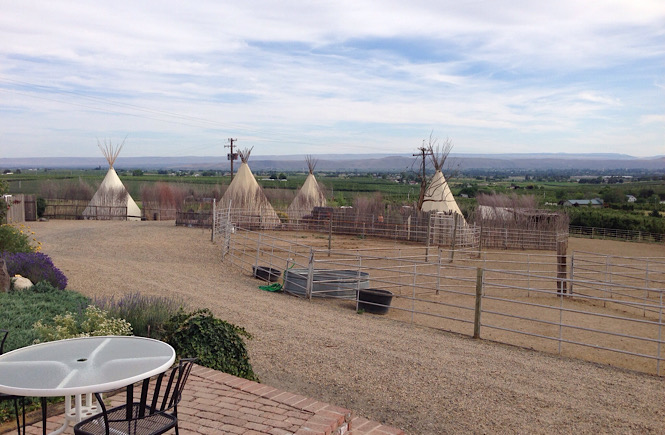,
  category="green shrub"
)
[0,285,91,424]
[164,309,256,381]
[33,305,133,343]
[0,285,90,352]
[93,292,184,340]
[0,180,7,222]
[0,224,37,253]
[36,197,47,218]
